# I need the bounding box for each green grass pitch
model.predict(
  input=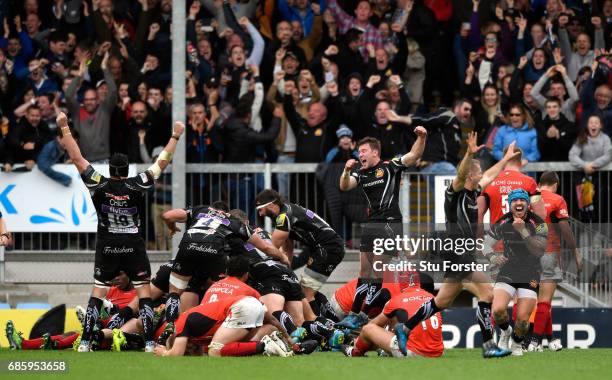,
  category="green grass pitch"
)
[1,349,611,380]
